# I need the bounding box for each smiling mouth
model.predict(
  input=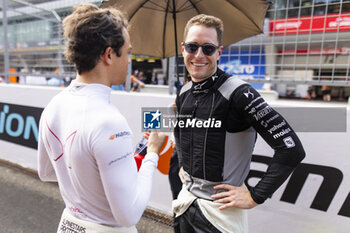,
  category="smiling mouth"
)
[191,62,207,67]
